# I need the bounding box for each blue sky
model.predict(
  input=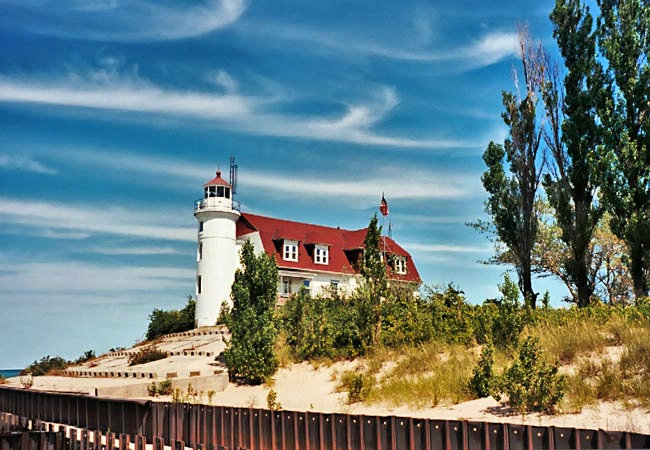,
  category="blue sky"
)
[0,0,564,368]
